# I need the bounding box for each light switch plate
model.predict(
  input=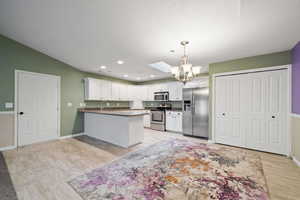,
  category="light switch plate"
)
[5,102,13,108]
[106,102,110,106]
[67,102,73,107]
